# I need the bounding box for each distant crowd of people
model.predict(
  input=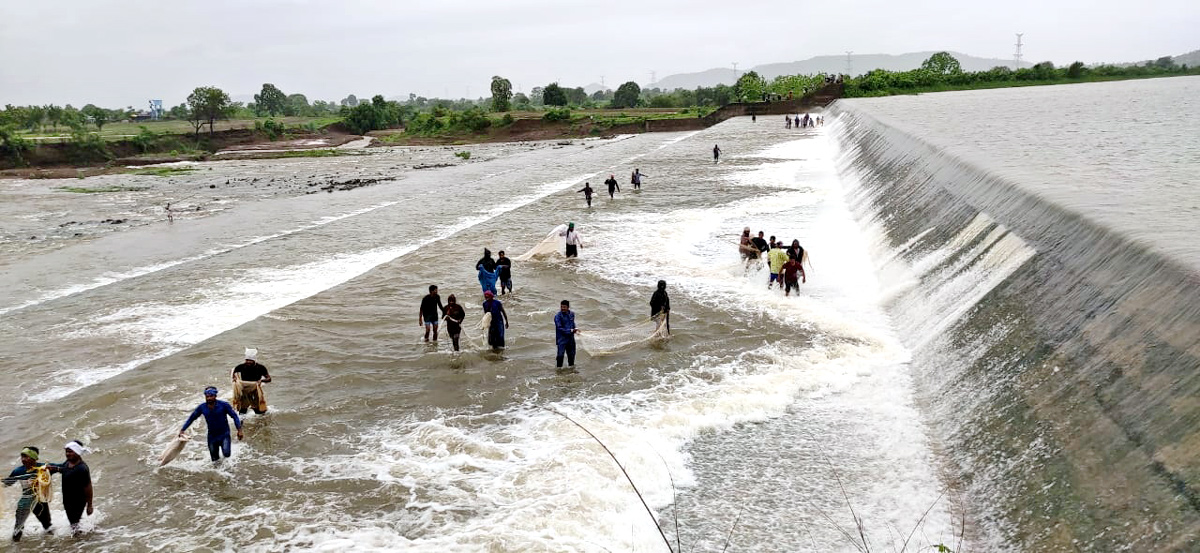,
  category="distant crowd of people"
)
[740,228,808,297]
